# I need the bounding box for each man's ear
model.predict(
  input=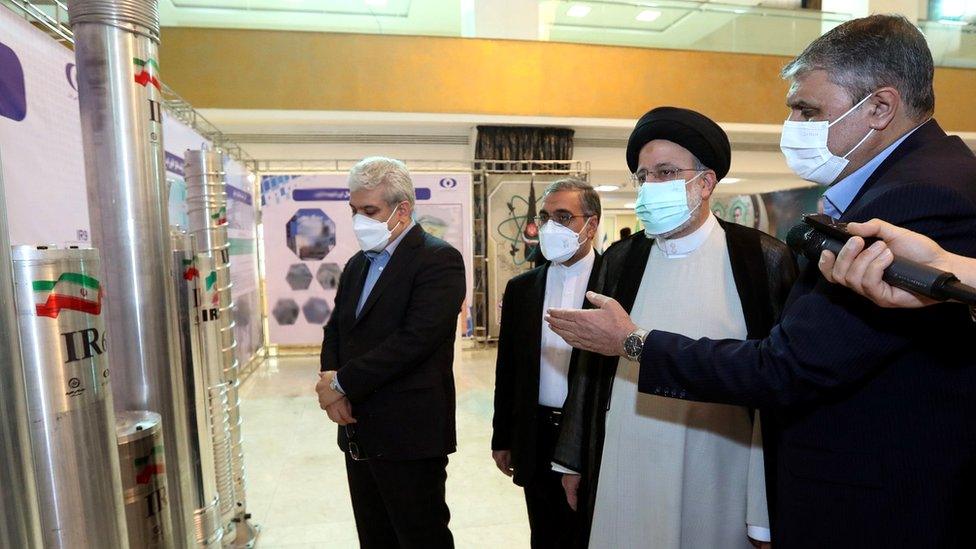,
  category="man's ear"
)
[868,87,900,131]
[700,171,718,201]
[586,216,599,241]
